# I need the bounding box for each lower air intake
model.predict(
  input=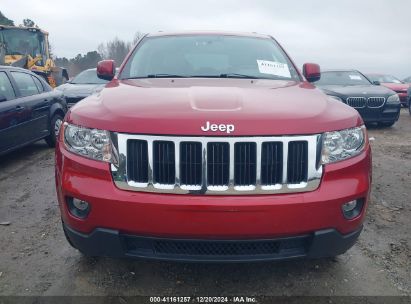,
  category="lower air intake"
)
[124,236,312,260]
